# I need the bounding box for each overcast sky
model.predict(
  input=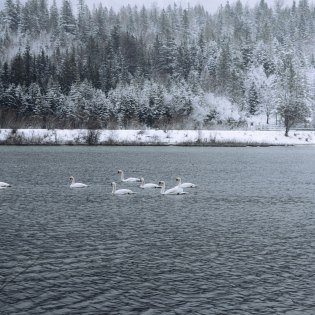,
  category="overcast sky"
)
[0,0,310,13]
[90,0,296,12]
